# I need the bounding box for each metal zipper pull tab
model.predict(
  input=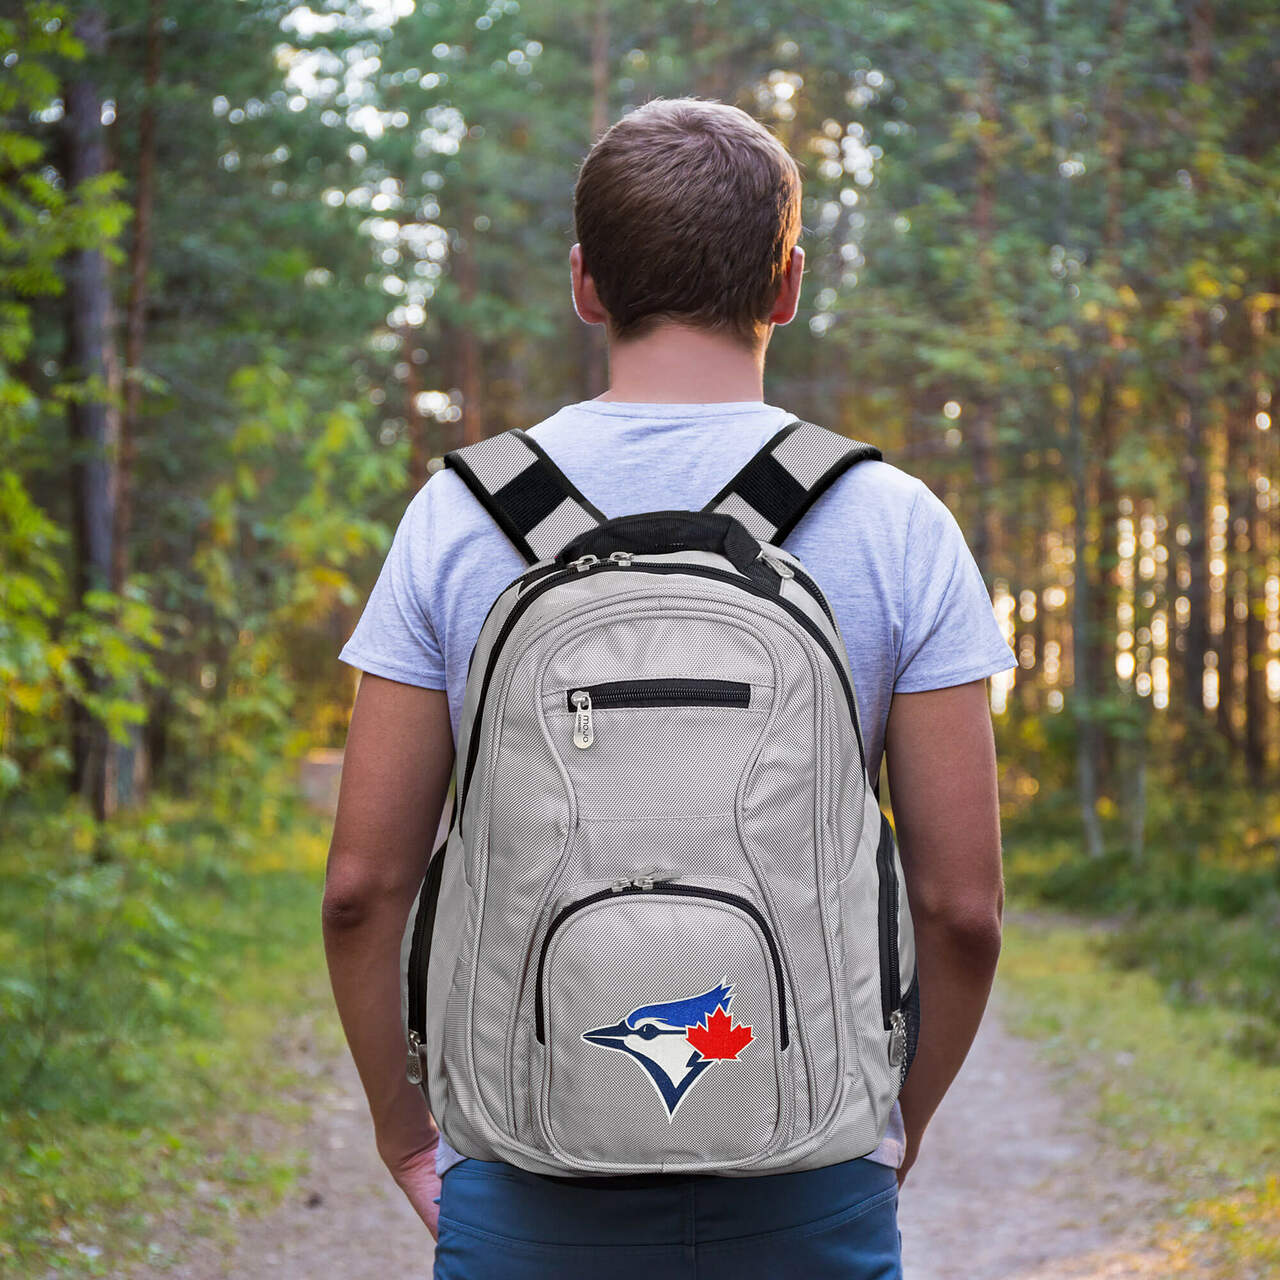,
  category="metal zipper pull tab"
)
[406,1029,424,1085]
[761,551,795,580]
[888,1009,907,1070]
[632,875,654,891]
[571,690,594,748]
[569,553,599,572]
